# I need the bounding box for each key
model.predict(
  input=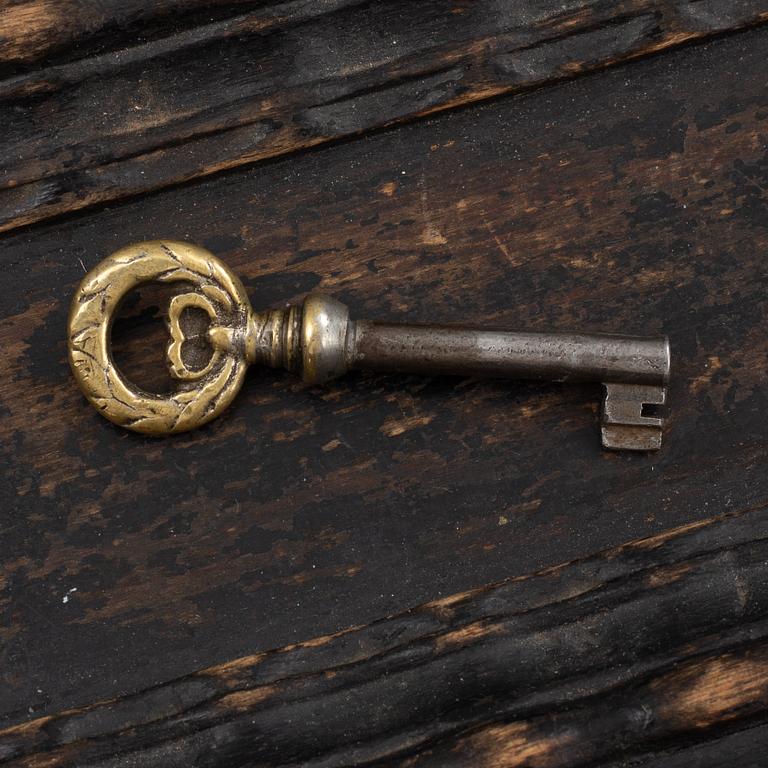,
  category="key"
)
[68,241,670,450]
